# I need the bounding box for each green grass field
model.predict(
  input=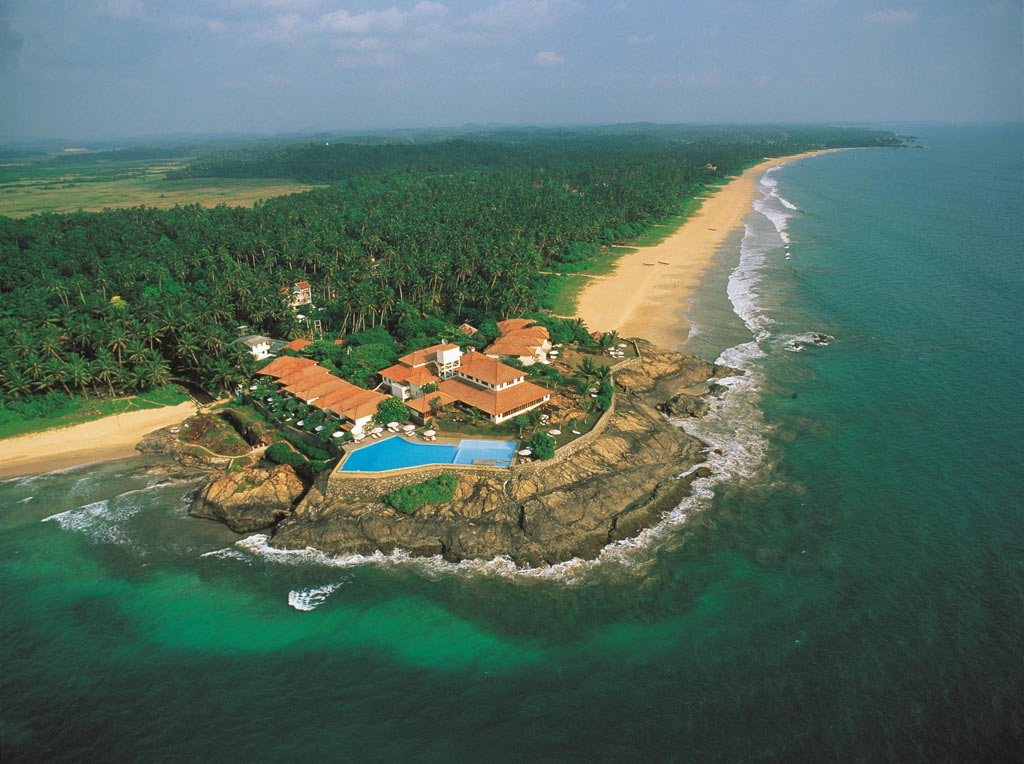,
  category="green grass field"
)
[0,385,192,441]
[0,159,318,217]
